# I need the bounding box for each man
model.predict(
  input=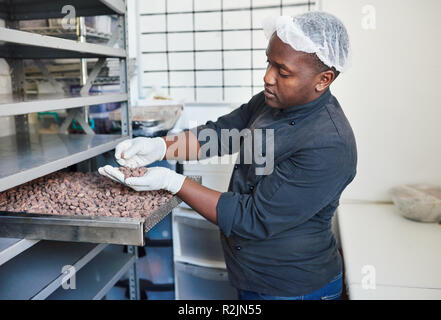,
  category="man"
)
[99,11,357,300]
